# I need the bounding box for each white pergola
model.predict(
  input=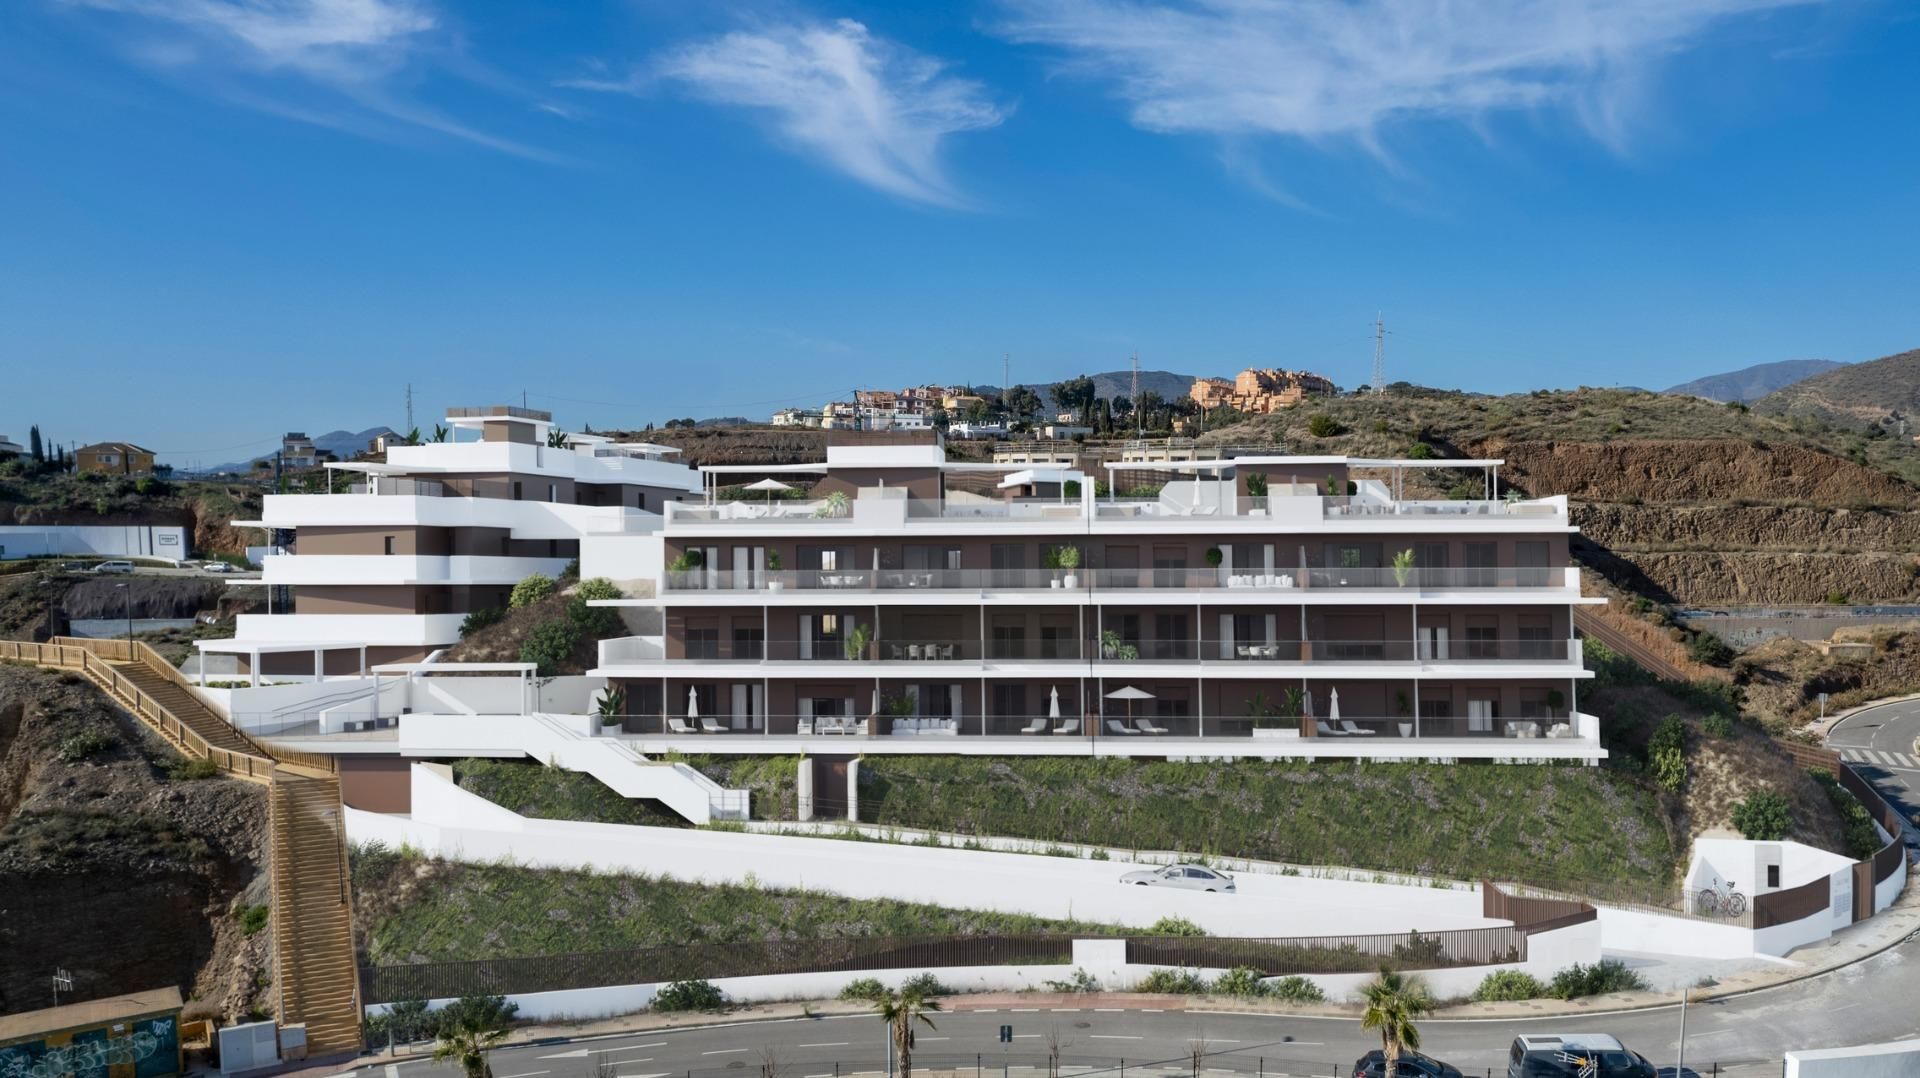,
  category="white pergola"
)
[192,639,367,686]
[370,660,540,716]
